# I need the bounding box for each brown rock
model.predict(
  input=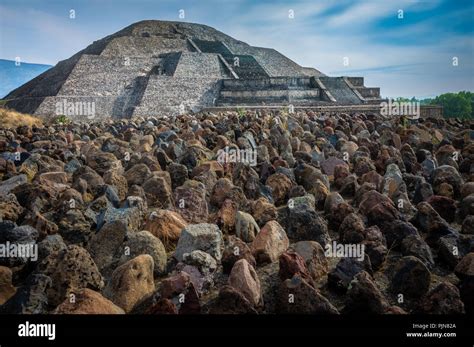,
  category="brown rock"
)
[251,220,289,264]
[278,251,313,284]
[217,199,237,234]
[174,180,209,223]
[391,256,431,298]
[266,173,293,205]
[339,213,365,244]
[142,176,172,208]
[104,254,155,313]
[145,298,178,314]
[208,285,257,314]
[228,259,261,306]
[454,252,474,279]
[124,163,152,186]
[321,157,348,177]
[0,266,16,305]
[37,245,104,306]
[159,271,201,314]
[359,190,401,225]
[143,209,187,249]
[419,282,465,314]
[222,236,257,274]
[210,178,234,207]
[103,170,128,200]
[0,193,23,222]
[426,195,456,223]
[278,274,339,314]
[252,197,278,226]
[344,271,390,314]
[290,241,328,282]
[38,171,69,185]
[54,288,125,314]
